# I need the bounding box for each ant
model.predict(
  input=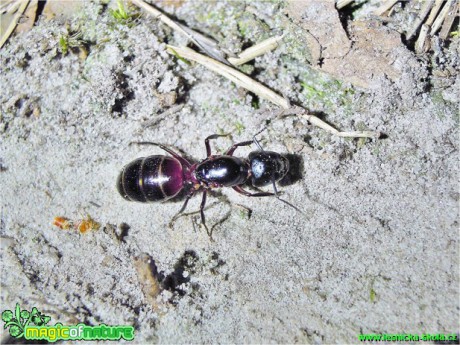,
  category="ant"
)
[117,129,300,236]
